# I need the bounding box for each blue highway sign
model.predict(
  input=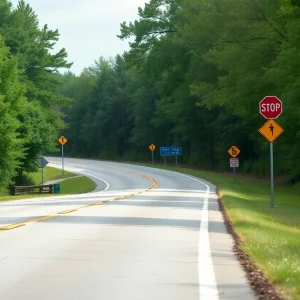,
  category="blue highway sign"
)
[160,146,182,156]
